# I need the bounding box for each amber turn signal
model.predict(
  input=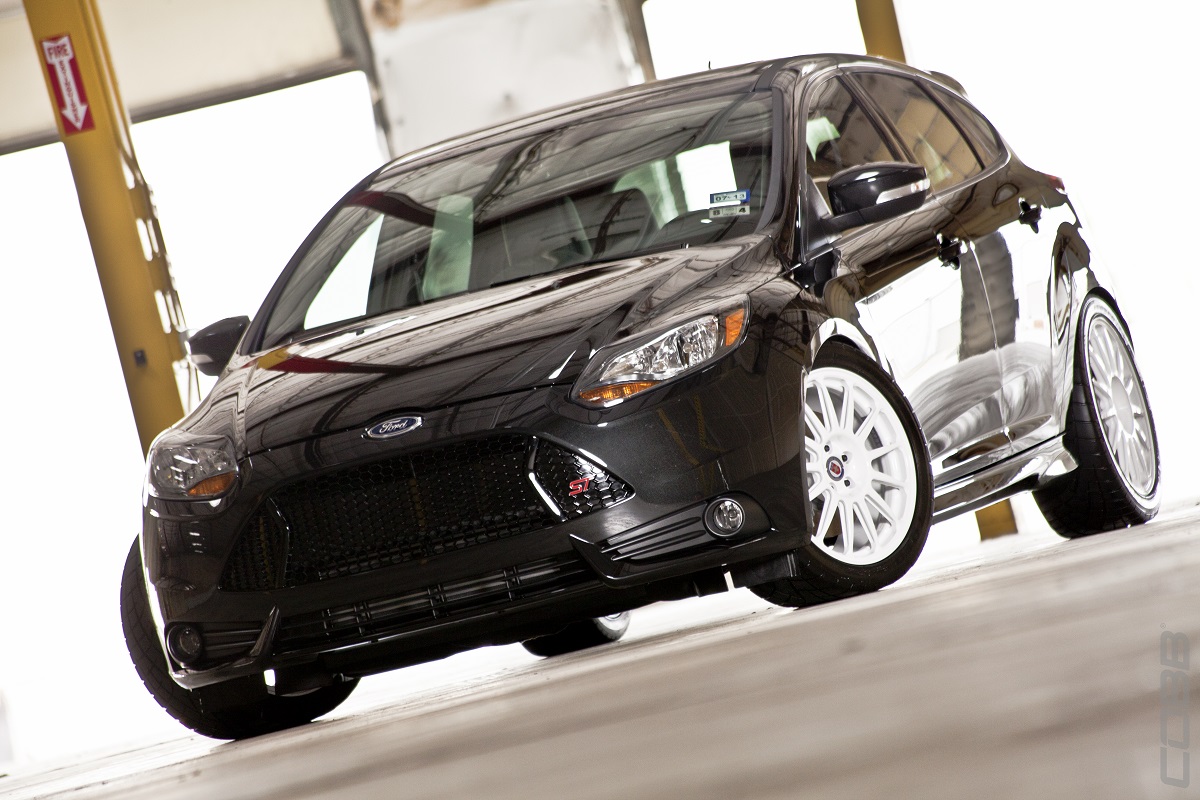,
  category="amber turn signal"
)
[577,381,658,404]
[723,308,745,347]
[187,473,236,498]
